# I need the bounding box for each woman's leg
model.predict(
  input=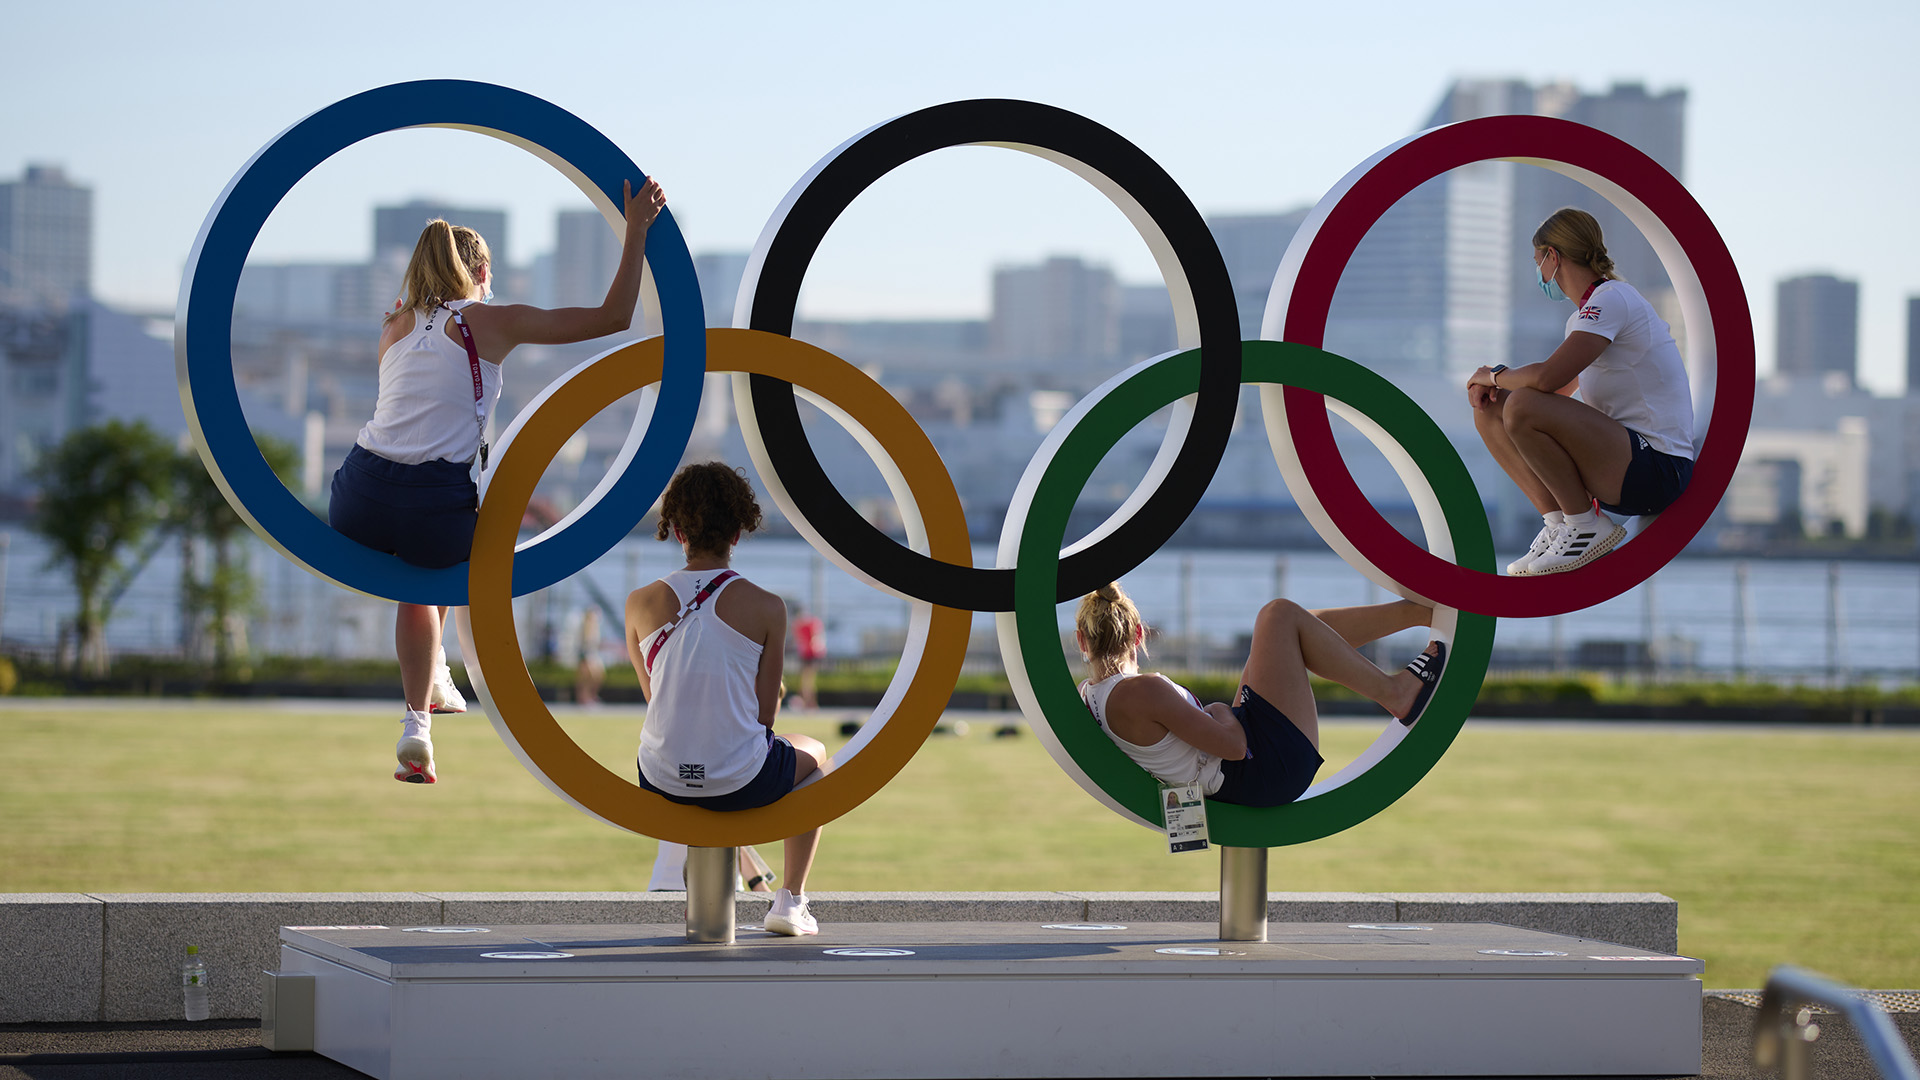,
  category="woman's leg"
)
[1240,600,1425,750]
[780,733,828,892]
[1501,388,1635,513]
[1474,394,1559,515]
[396,604,443,712]
[1308,599,1431,650]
